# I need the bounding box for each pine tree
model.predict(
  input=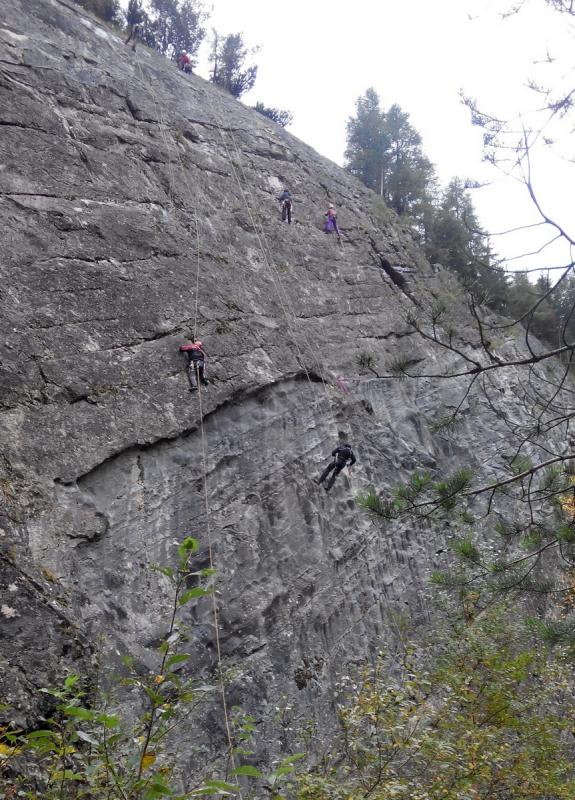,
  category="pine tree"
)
[253,102,293,127]
[381,103,435,217]
[345,92,436,221]
[507,271,564,347]
[210,32,258,98]
[74,0,122,24]
[147,0,207,61]
[344,88,388,195]
[173,0,207,62]
[554,273,575,344]
[126,0,145,26]
[425,178,508,306]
